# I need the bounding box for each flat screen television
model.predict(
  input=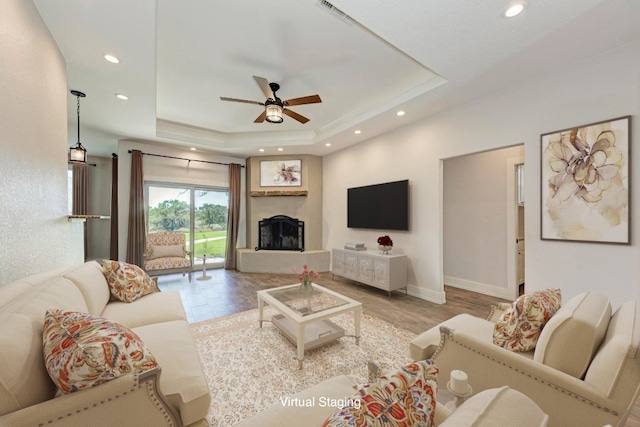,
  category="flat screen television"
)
[347,180,409,231]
